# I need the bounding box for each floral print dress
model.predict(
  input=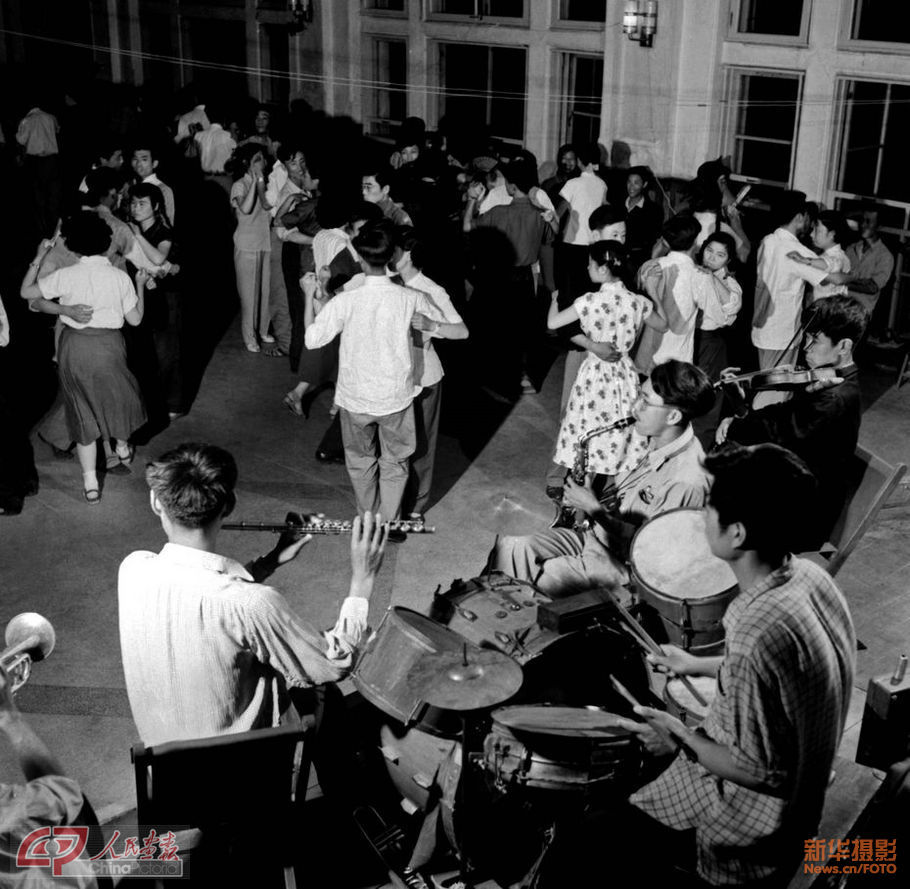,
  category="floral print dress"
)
[553,281,651,476]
